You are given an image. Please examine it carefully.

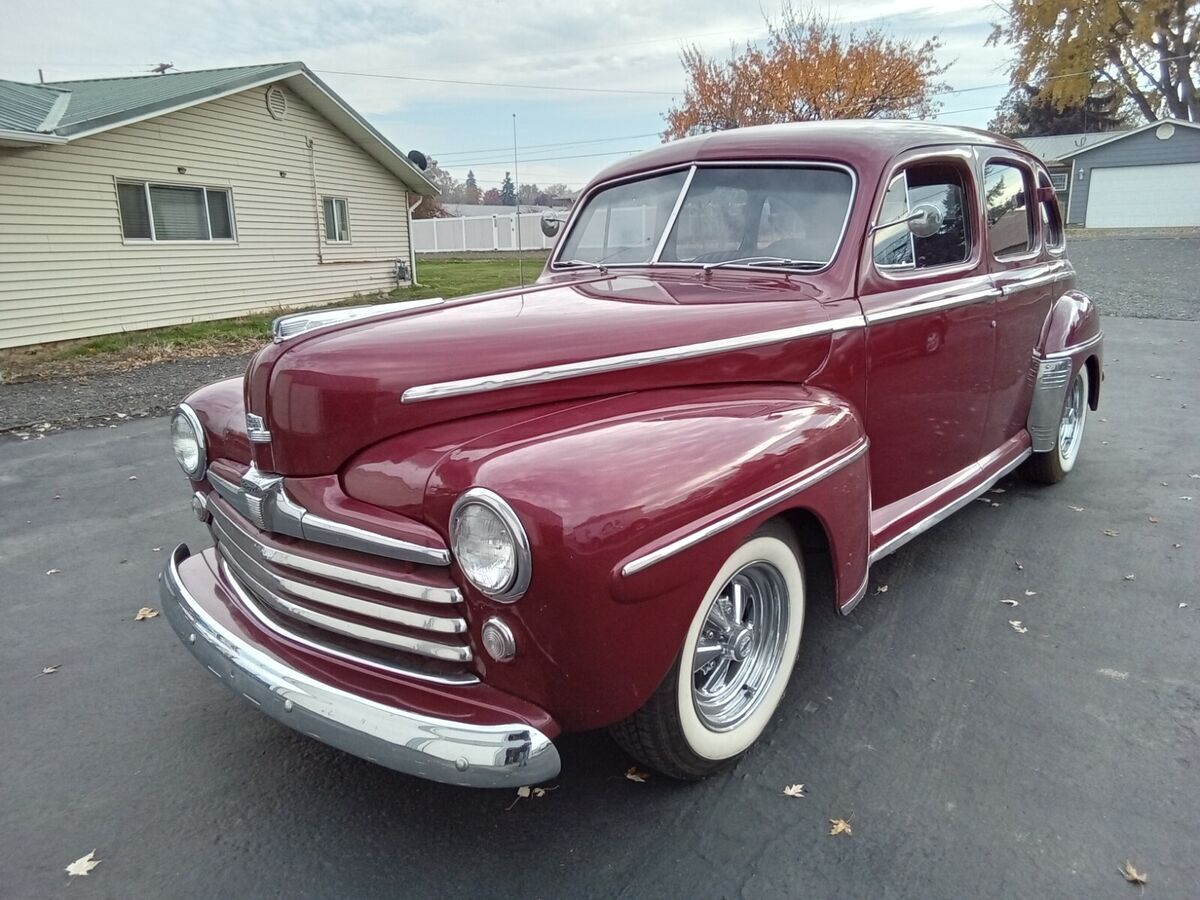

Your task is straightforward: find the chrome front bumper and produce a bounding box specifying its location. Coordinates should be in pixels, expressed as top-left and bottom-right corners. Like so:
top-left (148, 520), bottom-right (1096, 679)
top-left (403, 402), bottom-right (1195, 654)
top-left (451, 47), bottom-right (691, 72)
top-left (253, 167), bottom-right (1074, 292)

top-left (161, 544), bottom-right (560, 788)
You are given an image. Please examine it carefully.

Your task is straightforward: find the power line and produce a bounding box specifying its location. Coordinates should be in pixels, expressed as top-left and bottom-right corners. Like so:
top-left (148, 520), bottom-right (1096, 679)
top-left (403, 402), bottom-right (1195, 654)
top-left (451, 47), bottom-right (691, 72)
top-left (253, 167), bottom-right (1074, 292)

top-left (314, 68), bottom-right (678, 96)
top-left (437, 147), bottom-right (651, 169)
top-left (433, 131), bottom-right (662, 159)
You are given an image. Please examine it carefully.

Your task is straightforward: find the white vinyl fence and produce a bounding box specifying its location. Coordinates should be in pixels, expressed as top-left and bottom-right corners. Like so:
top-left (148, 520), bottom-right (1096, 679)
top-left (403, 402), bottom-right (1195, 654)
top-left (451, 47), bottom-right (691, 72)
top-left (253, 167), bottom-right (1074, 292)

top-left (413, 212), bottom-right (559, 253)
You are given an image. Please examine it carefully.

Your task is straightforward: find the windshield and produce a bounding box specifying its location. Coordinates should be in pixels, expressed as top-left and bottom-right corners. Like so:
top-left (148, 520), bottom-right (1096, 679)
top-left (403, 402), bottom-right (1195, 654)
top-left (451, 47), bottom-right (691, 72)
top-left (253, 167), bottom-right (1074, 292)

top-left (557, 165), bottom-right (853, 270)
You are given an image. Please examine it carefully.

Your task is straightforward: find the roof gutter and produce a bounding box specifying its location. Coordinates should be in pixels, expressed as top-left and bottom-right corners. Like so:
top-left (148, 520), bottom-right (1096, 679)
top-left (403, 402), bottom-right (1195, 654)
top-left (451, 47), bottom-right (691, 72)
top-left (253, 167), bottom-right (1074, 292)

top-left (0, 129), bottom-right (68, 146)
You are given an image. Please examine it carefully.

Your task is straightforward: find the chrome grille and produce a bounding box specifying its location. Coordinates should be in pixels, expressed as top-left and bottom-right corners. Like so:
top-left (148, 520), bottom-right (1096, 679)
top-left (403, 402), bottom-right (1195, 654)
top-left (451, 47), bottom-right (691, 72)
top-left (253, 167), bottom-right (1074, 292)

top-left (207, 497), bottom-right (475, 682)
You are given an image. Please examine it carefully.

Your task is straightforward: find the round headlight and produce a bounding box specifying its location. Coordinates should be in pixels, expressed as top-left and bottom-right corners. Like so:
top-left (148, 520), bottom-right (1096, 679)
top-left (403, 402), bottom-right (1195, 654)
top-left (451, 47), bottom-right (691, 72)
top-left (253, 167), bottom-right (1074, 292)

top-left (450, 488), bottom-right (531, 601)
top-left (171, 404), bottom-right (207, 480)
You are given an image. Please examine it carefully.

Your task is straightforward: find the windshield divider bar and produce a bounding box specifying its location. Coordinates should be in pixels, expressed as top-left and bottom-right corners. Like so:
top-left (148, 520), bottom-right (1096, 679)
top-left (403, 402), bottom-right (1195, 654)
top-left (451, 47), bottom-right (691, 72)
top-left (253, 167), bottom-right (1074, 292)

top-left (650, 165), bottom-right (696, 264)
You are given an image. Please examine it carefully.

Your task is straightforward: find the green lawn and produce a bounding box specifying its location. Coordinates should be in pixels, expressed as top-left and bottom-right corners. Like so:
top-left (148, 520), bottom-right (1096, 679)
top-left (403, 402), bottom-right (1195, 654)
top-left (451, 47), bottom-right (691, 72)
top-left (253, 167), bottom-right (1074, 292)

top-left (1, 255), bottom-right (548, 379)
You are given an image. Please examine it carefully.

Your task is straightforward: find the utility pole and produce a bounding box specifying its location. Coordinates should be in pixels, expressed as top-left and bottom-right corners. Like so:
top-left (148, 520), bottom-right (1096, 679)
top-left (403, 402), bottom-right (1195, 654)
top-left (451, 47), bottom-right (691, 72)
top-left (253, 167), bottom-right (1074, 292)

top-left (513, 113), bottom-right (523, 287)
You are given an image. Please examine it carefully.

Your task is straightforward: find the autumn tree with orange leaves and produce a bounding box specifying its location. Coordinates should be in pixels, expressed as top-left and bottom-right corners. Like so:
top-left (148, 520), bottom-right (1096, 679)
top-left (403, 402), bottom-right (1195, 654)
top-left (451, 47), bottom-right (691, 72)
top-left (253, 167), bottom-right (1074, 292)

top-left (663, 5), bottom-right (952, 140)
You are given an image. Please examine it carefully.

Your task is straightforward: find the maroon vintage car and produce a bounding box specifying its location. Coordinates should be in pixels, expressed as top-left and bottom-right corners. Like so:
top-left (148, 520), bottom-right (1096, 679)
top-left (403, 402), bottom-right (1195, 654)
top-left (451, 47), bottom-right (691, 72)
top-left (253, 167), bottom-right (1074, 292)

top-left (160, 121), bottom-right (1102, 787)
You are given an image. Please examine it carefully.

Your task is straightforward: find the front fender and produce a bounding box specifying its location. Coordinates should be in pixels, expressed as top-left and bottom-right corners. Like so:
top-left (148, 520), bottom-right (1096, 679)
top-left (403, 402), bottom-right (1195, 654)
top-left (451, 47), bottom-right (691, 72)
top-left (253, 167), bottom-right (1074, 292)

top-left (421, 385), bottom-right (869, 730)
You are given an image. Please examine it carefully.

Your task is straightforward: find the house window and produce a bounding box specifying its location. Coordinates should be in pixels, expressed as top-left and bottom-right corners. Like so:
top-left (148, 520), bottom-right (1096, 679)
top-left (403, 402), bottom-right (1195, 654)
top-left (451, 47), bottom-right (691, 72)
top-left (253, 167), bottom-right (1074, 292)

top-left (116, 181), bottom-right (235, 241)
top-left (1049, 171), bottom-right (1069, 192)
top-left (323, 197), bottom-right (350, 242)
top-left (983, 162), bottom-right (1033, 258)
top-left (873, 162), bottom-right (971, 271)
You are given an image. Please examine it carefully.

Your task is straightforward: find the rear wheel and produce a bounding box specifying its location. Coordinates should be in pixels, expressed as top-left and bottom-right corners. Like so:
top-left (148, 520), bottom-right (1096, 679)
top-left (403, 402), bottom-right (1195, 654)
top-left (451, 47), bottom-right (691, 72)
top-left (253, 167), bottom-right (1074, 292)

top-left (610, 522), bottom-right (805, 780)
top-left (1025, 365), bottom-right (1090, 484)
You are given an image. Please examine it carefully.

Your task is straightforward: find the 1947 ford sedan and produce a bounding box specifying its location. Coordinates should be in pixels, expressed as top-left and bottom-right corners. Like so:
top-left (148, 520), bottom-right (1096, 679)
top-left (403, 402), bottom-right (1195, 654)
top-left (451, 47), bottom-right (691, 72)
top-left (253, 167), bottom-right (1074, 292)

top-left (160, 121), bottom-right (1102, 787)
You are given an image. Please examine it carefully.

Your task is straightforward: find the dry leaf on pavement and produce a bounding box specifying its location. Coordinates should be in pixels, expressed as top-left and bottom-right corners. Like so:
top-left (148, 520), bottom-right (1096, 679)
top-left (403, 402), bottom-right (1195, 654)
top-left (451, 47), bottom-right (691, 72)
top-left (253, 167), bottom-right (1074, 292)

top-left (1068, 505), bottom-right (1085, 512)
top-left (782, 784), bottom-right (806, 798)
top-left (36, 665), bottom-right (61, 677)
top-left (1024, 590), bottom-right (1037, 596)
top-left (829, 818), bottom-right (852, 836)
top-left (65, 850), bottom-right (101, 877)
top-left (1001, 599), bottom-right (1019, 607)
top-left (134, 607), bottom-right (159, 621)
top-left (45, 569), bottom-right (61, 575)
top-left (625, 766), bottom-right (650, 783)
top-left (1014, 561), bottom-right (1024, 570)
top-left (1120, 861), bottom-right (1147, 885)
top-left (1103, 529), bottom-right (1119, 537)
top-left (874, 585), bottom-right (888, 594)
top-left (1009, 620), bottom-right (1028, 634)
top-left (1123, 574), bottom-right (1136, 581)
top-left (1148, 516), bottom-right (1160, 524)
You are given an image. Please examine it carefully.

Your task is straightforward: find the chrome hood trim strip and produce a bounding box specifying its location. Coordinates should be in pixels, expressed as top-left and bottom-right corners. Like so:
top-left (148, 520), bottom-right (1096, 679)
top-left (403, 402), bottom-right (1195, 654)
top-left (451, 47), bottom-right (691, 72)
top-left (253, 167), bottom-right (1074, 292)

top-left (402, 314), bottom-right (867, 403)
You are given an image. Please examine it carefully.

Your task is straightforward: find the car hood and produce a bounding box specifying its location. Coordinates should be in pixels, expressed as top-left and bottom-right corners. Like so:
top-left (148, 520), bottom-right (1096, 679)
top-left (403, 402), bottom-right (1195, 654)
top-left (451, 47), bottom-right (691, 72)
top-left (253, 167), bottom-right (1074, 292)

top-left (244, 271), bottom-right (844, 475)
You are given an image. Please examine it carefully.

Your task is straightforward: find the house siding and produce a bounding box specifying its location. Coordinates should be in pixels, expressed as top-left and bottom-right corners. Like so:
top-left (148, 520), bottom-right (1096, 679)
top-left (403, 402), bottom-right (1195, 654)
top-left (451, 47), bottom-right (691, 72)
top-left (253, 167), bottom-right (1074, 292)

top-left (0, 83), bottom-right (413, 348)
top-left (1064, 125), bottom-right (1200, 225)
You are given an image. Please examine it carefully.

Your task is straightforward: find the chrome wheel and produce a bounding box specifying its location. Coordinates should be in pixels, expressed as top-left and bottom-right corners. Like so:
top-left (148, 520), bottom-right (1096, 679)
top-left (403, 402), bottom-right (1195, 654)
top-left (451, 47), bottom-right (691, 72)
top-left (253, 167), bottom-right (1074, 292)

top-left (692, 561), bottom-right (790, 731)
top-left (1057, 371), bottom-right (1088, 466)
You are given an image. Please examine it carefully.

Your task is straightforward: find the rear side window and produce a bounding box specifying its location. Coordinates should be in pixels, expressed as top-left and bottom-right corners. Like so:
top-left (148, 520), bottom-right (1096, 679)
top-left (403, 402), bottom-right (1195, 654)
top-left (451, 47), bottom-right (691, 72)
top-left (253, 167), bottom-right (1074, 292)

top-left (1037, 171), bottom-right (1064, 250)
top-left (873, 162), bottom-right (971, 271)
top-left (984, 162), bottom-right (1033, 258)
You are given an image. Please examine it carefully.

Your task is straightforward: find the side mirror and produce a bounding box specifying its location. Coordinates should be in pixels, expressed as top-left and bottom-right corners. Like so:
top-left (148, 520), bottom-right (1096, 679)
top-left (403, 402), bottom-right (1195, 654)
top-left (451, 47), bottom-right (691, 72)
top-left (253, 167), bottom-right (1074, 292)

top-left (540, 214), bottom-right (563, 238)
top-left (906, 204), bottom-right (944, 238)
top-left (871, 203), bottom-right (944, 238)
top-left (1035, 185), bottom-right (1056, 204)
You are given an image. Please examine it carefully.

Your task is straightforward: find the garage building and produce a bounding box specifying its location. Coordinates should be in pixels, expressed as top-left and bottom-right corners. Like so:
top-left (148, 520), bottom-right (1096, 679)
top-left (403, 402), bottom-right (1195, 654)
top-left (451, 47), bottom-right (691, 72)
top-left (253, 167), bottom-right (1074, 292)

top-left (1018, 118), bottom-right (1200, 229)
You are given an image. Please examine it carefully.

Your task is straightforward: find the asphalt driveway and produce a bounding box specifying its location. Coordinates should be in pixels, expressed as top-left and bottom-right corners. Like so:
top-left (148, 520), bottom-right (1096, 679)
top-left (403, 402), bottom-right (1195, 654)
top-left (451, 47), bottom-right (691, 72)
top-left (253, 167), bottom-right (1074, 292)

top-left (1, 271), bottom-right (1199, 899)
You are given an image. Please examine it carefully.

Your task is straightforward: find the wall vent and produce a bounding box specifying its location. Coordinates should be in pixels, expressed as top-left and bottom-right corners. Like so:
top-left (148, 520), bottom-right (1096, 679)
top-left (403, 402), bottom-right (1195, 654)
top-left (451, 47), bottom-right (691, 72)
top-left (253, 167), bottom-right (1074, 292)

top-left (266, 85), bottom-right (288, 121)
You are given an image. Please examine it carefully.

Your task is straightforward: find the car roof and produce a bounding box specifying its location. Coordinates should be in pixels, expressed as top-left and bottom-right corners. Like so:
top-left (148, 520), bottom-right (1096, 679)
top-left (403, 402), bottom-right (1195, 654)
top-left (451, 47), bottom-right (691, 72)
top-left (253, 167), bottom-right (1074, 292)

top-left (588, 120), bottom-right (1030, 187)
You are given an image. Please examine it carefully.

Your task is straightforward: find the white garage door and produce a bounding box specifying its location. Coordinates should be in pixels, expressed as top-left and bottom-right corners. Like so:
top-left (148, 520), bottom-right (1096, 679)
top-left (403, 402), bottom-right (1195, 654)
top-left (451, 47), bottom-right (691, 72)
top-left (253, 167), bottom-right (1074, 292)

top-left (1085, 163), bottom-right (1200, 228)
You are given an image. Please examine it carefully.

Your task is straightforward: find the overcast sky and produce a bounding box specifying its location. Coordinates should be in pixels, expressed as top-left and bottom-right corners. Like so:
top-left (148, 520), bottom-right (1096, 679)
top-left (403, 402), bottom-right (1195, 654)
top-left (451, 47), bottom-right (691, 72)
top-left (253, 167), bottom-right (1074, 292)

top-left (1, 0), bottom-right (1014, 191)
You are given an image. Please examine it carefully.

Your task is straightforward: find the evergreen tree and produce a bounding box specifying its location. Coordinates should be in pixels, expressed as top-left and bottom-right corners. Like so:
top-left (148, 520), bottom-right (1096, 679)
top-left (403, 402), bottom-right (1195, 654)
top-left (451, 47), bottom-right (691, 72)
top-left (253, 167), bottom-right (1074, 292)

top-left (499, 172), bottom-right (517, 206)
top-left (463, 170), bottom-right (481, 205)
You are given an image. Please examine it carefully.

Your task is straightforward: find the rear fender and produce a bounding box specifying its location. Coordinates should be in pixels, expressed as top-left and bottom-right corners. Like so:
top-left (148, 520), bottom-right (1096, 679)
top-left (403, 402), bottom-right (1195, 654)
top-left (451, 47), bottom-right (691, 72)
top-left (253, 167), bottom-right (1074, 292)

top-left (424, 384), bottom-right (870, 730)
top-left (1029, 289), bottom-right (1104, 451)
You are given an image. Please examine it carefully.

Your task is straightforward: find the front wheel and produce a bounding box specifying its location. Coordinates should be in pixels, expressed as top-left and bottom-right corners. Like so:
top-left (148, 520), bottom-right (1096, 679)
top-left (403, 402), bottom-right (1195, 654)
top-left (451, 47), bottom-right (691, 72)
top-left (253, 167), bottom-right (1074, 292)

top-left (1025, 364), bottom-right (1090, 484)
top-left (610, 522), bottom-right (806, 780)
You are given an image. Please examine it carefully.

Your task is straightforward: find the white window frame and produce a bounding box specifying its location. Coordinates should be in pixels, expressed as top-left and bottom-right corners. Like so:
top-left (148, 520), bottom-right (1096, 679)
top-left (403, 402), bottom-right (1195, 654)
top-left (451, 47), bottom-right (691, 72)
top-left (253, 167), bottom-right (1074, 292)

top-left (116, 178), bottom-right (238, 244)
top-left (323, 196), bottom-right (351, 243)
top-left (1049, 171), bottom-right (1069, 192)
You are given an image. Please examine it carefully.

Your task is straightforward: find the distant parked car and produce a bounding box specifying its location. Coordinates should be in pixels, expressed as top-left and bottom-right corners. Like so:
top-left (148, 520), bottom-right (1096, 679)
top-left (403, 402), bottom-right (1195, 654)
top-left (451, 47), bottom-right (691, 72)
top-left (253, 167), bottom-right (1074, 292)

top-left (160, 121), bottom-right (1102, 787)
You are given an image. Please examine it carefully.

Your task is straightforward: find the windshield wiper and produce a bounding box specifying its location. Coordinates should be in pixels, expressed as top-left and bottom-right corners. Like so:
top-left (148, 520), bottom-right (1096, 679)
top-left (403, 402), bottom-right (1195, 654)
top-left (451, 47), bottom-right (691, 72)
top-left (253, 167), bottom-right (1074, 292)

top-left (558, 258), bottom-right (610, 274)
top-left (701, 256), bottom-right (824, 276)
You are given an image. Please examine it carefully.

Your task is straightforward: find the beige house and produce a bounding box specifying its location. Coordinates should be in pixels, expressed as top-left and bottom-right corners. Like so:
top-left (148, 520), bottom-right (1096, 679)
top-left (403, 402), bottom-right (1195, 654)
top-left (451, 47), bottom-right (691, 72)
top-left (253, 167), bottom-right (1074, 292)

top-left (0, 63), bottom-right (438, 349)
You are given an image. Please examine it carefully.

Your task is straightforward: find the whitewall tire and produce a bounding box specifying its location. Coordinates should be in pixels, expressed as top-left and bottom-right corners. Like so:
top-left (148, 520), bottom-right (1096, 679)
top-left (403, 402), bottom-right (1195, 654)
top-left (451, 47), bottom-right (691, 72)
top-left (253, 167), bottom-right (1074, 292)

top-left (610, 521), bottom-right (806, 779)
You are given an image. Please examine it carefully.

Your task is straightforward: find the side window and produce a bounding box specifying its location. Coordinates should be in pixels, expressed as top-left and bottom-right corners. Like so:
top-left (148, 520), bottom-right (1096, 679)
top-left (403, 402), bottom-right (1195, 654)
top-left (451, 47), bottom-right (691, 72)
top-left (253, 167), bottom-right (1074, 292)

top-left (984, 162), bottom-right (1033, 258)
top-left (873, 163), bottom-right (971, 271)
top-left (1037, 171), bottom-right (1064, 250)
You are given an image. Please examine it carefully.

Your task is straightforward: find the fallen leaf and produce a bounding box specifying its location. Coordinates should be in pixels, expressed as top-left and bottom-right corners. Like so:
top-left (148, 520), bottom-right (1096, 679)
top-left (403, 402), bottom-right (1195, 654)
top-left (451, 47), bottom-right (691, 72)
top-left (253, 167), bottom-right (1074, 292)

top-left (1173, 543), bottom-right (1182, 549)
top-left (127, 475), bottom-right (138, 481)
top-left (1160, 481), bottom-right (1169, 487)
top-left (991, 501), bottom-right (1002, 507)
top-left (782, 784), bottom-right (807, 798)
top-left (1180, 496), bottom-right (1193, 501)
top-left (152, 547), bottom-right (161, 552)
top-left (1001, 598), bottom-right (1019, 607)
top-left (517, 786), bottom-right (531, 798)
top-left (975, 496), bottom-right (991, 504)
top-left (989, 487), bottom-right (1006, 494)
top-left (1181, 603), bottom-right (1189, 609)
top-left (1015, 561), bottom-right (1024, 570)
top-left (1123, 574), bottom-right (1136, 581)
top-left (625, 766), bottom-right (650, 783)
top-left (134, 607), bottom-right (159, 621)
top-left (1189, 473), bottom-right (1199, 479)
top-left (1148, 516), bottom-right (1159, 524)
top-left (1103, 529), bottom-right (1119, 537)
top-left (45, 568), bottom-right (61, 575)
top-left (65, 850), bottom-right (101, 877)
top-left (506, 784), bottom-right (557, 808)
top-left (1009, 620), bottom-right (1028, 634)
top-left (1024, 590), bottom-right (1037, 596)
top-left (874, 585), bottom-right (888, 595)
top-left (1120, 861), bottom-right (1147, 886)
top-left (829, 818), bottom-right (852, 836)
top-left (1068, 505), bottom-right (1086, 512)
top-left (37, 664), bottom-right (61, 677)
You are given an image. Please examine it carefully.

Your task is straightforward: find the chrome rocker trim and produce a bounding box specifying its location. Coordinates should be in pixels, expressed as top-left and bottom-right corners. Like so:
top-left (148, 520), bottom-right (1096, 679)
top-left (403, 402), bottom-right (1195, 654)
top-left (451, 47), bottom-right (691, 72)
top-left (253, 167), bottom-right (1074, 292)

top-left (161, 545), bottom-right (560, 788)
top-left (402, 315), bottom-right (867, 403)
